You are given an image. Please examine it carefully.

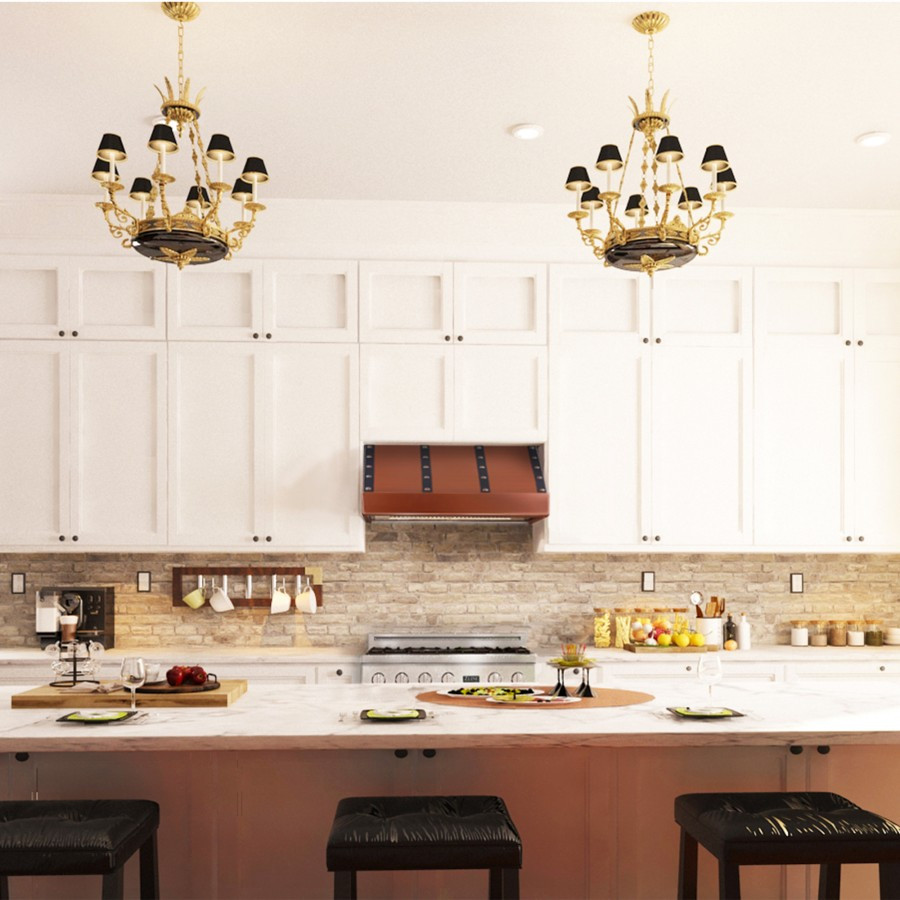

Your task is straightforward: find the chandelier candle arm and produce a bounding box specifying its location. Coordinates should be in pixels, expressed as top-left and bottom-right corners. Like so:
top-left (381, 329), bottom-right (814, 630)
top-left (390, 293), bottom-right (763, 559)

top-left (92, 3), bottom-right (269, 268)
top-left (564, 9), bottom-right (735, 276)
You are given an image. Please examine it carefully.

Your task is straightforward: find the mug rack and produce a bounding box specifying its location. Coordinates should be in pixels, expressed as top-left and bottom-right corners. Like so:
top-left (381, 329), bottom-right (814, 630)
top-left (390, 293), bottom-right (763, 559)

top-left (171, 566), bottom-right (323, 610)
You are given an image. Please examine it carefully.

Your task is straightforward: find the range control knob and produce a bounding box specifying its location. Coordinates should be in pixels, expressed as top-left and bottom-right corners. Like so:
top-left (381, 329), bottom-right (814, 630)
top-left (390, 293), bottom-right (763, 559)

top-left (371, 672), bottom-right (386, 684)
top-left (440, 672), bottom-right (455, 683)
top-left (417, 672), bottom-right (433, 684)
top-left (510, 672), bottom-right (524, 683)
top-left (487, 672), bottom-right (502, 683)
top-left (394, 672), bottom-right (409, 684)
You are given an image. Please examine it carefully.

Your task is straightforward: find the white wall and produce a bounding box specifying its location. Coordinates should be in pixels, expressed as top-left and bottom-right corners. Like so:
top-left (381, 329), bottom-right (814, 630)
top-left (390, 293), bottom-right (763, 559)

top-left (3, 195), bottom-right (900, 268)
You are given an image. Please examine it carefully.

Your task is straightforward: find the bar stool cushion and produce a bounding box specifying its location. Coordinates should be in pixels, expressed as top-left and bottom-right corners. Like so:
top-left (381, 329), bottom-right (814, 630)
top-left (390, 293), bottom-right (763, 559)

top-left (0, 800), bottom-right (160, 876)
top-left (327, 795), bottom-right (522, 872)
top-left (675, 792), bottom-right (900, 862)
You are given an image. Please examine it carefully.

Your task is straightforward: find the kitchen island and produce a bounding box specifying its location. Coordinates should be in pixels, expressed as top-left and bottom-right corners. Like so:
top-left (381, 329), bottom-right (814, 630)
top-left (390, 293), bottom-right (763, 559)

top-left (4, 676), bottom-right (900, 899)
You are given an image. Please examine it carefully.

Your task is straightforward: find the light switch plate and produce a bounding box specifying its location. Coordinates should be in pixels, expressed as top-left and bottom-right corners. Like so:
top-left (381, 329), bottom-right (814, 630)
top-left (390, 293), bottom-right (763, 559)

top-left (790, 573), bottom-right (804, 593)
top-left (137, 571), bottom-right (151, 592)
top-left (641, 571), bottom-right (655, 592)
top-left (10, 573), bottom-right (25, 594)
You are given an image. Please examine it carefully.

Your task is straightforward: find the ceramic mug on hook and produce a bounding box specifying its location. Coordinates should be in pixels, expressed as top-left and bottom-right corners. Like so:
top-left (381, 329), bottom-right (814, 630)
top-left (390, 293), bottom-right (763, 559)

top-left (296, 576), bottom-right (317, 614)
top-left (209, 578), bottom-right (234, 613)
top-left (270, 578), bottom-right (292, 615)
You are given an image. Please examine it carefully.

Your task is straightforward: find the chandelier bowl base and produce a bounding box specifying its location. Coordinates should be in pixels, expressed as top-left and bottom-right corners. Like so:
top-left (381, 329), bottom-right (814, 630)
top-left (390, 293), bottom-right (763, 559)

top-left (132, 218), bottom-right (229, 268)
top-left (605, 232), bottom-right (697, 274)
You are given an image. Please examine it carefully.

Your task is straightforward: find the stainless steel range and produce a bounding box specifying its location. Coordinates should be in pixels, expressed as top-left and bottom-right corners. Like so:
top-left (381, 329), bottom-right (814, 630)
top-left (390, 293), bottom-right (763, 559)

top-left (361, 633), bottom-right (536, 685)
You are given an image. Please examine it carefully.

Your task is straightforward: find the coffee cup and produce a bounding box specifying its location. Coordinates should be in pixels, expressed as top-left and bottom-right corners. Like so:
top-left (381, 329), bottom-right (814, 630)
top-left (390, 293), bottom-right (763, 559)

top-left (296, 583), bottom-right (317, 614)
top-left (209, 586), bottom-right (234, 613)
top-left (59, 615), bottom-right (78, 642)
top-left (182, 588), bottom-right (206, 610)
top-left (270, 589), bottom-right (291, 615)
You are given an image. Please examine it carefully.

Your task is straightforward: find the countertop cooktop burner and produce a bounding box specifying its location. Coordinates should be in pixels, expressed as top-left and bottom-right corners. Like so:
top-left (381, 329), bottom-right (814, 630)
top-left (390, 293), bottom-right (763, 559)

top-left (366, 645), bottom-right (532, 656)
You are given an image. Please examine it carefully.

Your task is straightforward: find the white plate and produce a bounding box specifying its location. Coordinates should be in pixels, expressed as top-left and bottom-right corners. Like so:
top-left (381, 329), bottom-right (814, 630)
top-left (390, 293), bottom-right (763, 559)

top-left (437, 687), bottom-right (543, 699)
top-left (485, 694), bottom-right (581, 706)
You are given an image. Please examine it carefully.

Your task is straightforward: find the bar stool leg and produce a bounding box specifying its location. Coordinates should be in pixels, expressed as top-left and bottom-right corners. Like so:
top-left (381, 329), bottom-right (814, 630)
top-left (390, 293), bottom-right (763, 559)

top-left (818, 862), bottom-right (841, 900)
top-left (0, 874), bottom-right (8, 900)
top-left (879, 862), bottom-right (900, 898)
top-left (101, 865), bottom-right (126, 900)
top-left (718, 860), bottom-right (741, 900)
top-left (334, 869), bottom-right (356, 900)
top-left (489, 866), bottom-right (519, 899)
top-left (677, 826), bottom-right (699, 899)
top-left (140, 830), bottom-right (160, 899)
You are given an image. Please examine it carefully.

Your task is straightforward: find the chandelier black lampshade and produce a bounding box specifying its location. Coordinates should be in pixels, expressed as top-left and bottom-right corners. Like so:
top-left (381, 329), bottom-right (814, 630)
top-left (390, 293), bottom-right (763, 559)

top-left (700, 144), bottom-right (729, 172)
top-left (241, 157), bottom-right (269, 183)
top-left (206, 134), bottom-right (235, 161)
top-left (717, 167), bottom-right (737, 191)
top-left (580, 186), bottom-right (603, 209)
top-left (655, 135), bottom-right (684, 163)
top-left (231, 178), bottom-right (253, 203)
top-left (624, 194), bottom-right (645, 217)
top-left (91, 159), bottom-right (118, 182)
top-left (678, 186), bottom-right (703, 210)
top-left (565, 166), bottom-right (592, 191)
top-left (129, 178), bottom-right (153, 201)
top-left (147, 124), bottom-right (178, 154)
top-left (186, 185), bottom-right (212, 209)
top-left (595, 145), bottom-right (624, 171)
top-left (97, 133), bottom-right (127, 162)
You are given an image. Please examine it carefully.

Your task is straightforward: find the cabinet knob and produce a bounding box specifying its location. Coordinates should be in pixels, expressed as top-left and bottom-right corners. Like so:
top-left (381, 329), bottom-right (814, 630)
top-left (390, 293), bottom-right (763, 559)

top-left (655, 337), bottom-right (662, 344)
top-left (654, 535), bottom-right (661, 542)
top-left (394, 749), bottom-right (408, 759)
top-left (857, 340), bottom-right (864, 346)
top-left (457, 335), bottom-right (464, 342)
top-left (444, 334), bottom-right (451, 342)
top-left (642, 535), bottom-right (649, 542)
top-left (59, 535), bottom-right (66, 542)
top-left (71, 331), bottom-right (78, 337)
top-left (253, 535), bottom-right (259, 542)
top-left (642, 337), bottom-right (649, 344)
top-left (858, 535), bottom-right (865, 542)
top-left (71, 535), bottom-right (78, 542)
top-left (265, 535), bottom-right (272, 542)
top-left (846, 536), bottom-right (853, 542)
top-left (422, 749), bottom-right (437, 758)
top-left (816, 745), bottom-right (831, 755)
top-left (335, 669), bottom-right (343, 677)
top-left (58, 330), bottom-right (65, 337)
top-left (252, 333), bottom-right (259, 339)
top-left (789, 746), bottom-right (804, 755)
top-left (266, 333), bottom-right (272, 340)
top-left (880, 666), bottom-right (886, 672)
top-left (845, 340), bottom-right (851, 346)
top-left (685, 665), bottom-right (692, 672)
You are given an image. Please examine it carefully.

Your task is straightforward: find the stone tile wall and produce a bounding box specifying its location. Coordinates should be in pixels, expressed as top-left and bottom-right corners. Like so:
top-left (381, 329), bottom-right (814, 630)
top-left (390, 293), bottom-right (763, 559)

top-left (1, 524), bottom-right (899, 649)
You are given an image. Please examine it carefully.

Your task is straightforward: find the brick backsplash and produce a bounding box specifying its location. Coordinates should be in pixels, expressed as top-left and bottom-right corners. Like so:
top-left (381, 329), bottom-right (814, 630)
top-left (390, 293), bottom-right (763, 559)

top-left (2, 524), bottom-right (899, 649)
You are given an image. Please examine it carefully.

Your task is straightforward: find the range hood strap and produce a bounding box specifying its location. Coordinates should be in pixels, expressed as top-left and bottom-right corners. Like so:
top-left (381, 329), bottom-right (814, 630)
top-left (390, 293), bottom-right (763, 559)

top-left (475, 445), bottom-right (491, 493)
top-left (420, 445), bottom-right (433, 493)
top-left (363, 445), bottom-right (375, 492)
top-left (528, 445), bottom-right (548, 493)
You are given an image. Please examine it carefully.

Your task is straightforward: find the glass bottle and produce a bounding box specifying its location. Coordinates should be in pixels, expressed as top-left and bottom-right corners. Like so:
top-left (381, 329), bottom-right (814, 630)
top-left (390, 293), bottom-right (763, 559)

top-left (809, 620), bottom-right (828, 647)
top-left (827, 620), bottom-right (847, 647)
top-left (847, 619), bottom-right (865, 647)
top-left (790, 620), bottom-right (809, 647)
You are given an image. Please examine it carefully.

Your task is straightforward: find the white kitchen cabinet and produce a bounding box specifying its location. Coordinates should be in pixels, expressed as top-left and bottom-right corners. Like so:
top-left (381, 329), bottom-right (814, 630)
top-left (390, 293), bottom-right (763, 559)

top-left (0, 340), bottom-right (167, 547)
top-left (169, 342), bottom-right (363, 550)
top-left (360, 343), bottom-right (546, 443)
top-left (0, 255), bottom-right (165, 340)
top-left (168, 259), bottom-right (357, 342)
top-left (359, 260), bottom-right (546, 344)
top-left (543, 264), bottom-right (751, 550)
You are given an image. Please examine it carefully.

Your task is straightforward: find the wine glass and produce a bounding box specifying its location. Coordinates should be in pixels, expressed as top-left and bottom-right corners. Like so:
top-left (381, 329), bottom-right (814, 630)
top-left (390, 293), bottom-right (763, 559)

top-left (697, 654), bottom-right (723, 702)
top-left (120, 657), bottom-right (146, 711)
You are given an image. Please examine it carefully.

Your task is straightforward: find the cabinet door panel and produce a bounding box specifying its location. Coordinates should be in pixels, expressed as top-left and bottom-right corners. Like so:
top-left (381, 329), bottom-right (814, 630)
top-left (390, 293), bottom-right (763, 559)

top-left (265, 260), bottom-right (358, 342)
top-left (360, 344), bottom-right (453, 441)
top-left (0, 256), bottom-right (67, 338)
top-left (454, 345), bottom-right (547, 443)
top-left (72, 257), bottom-right (166, 339)
top-left (0, 343), bottom-right (68, 544)
top-left (359, 261), bottom-right (452, 343)
top-left (453, 262), bottom-right (546, 344)
top-left (652, 346), bottom-right (752, 545)
top-left (169, 344), bottom-right (262, 545)
top-left (168, 263), bottom-right (263, 340)
top-left (70, 343), bottom-right (167, 545)
top-left (266, 345), bottom-right (363, 549)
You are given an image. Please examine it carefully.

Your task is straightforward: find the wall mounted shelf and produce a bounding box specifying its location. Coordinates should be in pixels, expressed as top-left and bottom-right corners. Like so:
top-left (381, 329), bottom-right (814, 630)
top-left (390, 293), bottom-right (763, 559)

top-left (171, 566), bottom-right (323, 609)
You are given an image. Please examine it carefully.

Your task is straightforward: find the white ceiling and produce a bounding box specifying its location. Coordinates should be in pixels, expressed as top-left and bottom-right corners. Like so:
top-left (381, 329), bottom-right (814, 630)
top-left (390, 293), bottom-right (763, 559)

top-left (2, 1), bottom-right (899, 210)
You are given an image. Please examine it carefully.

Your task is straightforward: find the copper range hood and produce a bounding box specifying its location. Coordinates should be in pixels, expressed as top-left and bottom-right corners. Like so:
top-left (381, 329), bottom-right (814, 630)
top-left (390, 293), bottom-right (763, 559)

top-left (362, 444), bottom-right (549, 523)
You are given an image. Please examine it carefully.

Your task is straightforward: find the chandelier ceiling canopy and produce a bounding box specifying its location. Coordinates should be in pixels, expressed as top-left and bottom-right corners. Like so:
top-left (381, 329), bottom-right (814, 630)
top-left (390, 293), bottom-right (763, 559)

top-left (93, 2), bottom-right (269, 269)
top-left (565, 10), bottom-right (736, 277)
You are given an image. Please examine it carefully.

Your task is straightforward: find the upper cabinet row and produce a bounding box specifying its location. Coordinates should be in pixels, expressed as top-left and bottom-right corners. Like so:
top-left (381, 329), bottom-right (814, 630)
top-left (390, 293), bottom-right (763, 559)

top-left (0, 257), bottom-right (547, 345)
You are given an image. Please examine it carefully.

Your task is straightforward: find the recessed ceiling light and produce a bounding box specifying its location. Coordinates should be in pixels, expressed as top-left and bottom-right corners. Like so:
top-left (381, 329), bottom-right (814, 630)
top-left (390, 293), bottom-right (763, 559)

top-left (509, 123), bottom-right (544, 141)
top-left (855, 131), bottom-right (891, 148)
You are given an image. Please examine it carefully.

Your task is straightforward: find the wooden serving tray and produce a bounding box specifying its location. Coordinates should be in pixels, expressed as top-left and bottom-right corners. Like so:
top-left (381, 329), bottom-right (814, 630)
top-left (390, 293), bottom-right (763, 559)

top-left (417, 687), bottom-right (654, 710)
top-left (624, 643), bottom-right (718, 653)
top-left (11, 680), bottom-right (248, 708)
top-left (136, 679), bottom-right (221, 694)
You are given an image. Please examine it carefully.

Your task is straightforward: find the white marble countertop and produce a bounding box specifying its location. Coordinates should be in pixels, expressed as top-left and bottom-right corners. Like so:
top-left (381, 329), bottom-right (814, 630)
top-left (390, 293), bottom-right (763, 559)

top-left (4, 674), bottom-right (900, 753)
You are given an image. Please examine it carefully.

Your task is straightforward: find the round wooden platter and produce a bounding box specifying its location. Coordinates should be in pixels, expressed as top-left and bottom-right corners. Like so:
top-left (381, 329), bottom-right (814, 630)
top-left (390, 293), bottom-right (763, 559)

top-left (416, 686), bottom-right (654, 710)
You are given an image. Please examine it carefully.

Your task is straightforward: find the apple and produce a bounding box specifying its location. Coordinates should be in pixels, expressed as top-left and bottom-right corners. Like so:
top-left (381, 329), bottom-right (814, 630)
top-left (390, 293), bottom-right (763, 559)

top-left (166, 666), bottom-right (185, 686)
top-left (189, 665), bottom-right (208, 685)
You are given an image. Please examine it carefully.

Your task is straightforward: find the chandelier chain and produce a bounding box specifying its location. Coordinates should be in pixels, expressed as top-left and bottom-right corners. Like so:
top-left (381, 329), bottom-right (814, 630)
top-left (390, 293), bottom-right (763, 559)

top-left (647, 33), bottom-right (655, 99)
top-left (177, 19), bottom-right (185, 94)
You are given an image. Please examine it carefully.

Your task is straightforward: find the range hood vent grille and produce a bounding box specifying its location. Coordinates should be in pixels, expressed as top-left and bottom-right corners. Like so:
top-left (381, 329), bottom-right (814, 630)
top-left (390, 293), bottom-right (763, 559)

top-left (362, 444), bottom-right (549, 523)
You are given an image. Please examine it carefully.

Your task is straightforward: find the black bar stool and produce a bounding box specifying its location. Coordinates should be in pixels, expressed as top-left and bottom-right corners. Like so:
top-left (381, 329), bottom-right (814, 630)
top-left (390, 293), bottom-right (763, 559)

top-left (0, 799), bottom-right (159, 900)
top-left (326, 795), bottom-right (522, 899)
top-left (675, 791), bottom-right (900, 899)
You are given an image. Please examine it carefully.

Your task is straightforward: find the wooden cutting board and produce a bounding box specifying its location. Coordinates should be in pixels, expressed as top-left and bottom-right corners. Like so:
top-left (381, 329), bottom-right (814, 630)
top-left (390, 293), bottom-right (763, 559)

top-left (623, 643), bottom-right (718, 653)
top-left (11, 680), bottom-right (248, 708)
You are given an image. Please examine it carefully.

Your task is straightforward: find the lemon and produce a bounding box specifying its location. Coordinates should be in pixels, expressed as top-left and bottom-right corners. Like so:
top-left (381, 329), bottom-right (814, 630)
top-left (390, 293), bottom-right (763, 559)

top-left (673, 633), bottom-right (691, 648)
top-left (657, 633), bottom-right (673, 647)
top-left (689, 632), bottom-right (706, 647)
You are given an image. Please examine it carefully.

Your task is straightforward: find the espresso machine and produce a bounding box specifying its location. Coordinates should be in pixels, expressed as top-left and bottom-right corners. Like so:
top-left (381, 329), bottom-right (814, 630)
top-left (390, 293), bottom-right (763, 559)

top-left (35, 586), bottom-right (116, 648)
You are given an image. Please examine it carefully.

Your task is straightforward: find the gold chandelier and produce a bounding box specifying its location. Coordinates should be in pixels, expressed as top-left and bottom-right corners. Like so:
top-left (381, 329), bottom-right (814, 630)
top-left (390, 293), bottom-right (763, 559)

top-left (565, 10), bottom-right (736, 277)
top-left (92, 2), bottom-right (269, 269)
